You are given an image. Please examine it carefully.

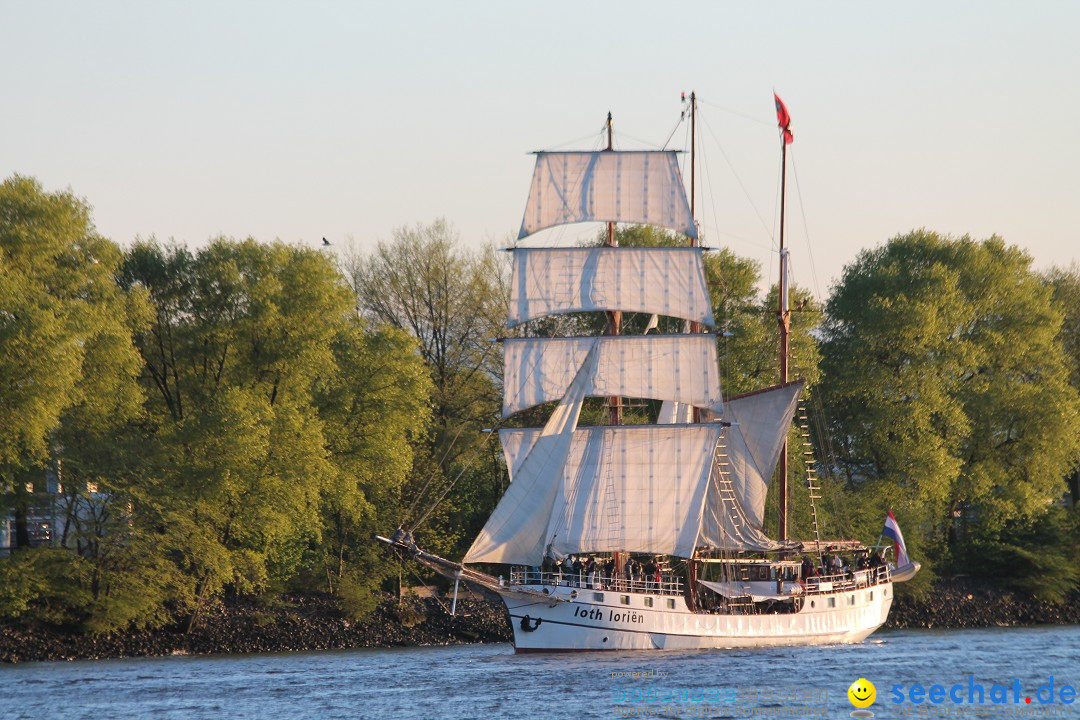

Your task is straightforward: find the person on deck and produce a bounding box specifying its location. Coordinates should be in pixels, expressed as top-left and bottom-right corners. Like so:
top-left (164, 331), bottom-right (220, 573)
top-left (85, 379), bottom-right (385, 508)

top-left (643, 558), bottom-right (657, 591)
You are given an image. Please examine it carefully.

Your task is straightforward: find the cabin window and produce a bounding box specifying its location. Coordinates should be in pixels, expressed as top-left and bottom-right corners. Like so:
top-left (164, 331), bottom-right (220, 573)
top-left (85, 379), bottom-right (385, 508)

top-left (828, 597), bottom-right (836, 608)
top-left (620, 595), bottom-right (631, 605)
top-left (644, 597), bottom-right (653, 608)
top-left (666, 599), bottom-right (676, 609)
top-left (848, 595), bottom-right (855, 606)
top-left (810, 600), bottom-right (815, 609)
top-left (593, 592), bottom-right (604, 602)
top-left (869, 591), bottom-right (874, 601)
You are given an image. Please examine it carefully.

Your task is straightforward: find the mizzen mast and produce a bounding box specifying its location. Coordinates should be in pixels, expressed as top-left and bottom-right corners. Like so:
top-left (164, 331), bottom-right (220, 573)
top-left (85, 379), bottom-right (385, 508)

top-left (774, 93), bottom-right (794, 542)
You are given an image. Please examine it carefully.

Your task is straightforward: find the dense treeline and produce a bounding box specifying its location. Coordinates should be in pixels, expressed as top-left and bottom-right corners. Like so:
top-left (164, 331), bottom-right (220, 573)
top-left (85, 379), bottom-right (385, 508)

top-left (1, 175), bottom-right (1079, 636)
top-left (0, 177), bottom-right (433, 631)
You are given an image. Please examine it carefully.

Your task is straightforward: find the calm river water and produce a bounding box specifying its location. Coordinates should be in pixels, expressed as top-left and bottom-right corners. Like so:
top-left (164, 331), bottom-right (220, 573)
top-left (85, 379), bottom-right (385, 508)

top-left (3, 626), bottom-right (1079, 719)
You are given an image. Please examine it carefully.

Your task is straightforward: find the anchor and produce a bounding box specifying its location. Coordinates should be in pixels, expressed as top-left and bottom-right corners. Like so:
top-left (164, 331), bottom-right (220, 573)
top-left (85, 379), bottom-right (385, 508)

top-left (519, 615), bottom-right (543, 632)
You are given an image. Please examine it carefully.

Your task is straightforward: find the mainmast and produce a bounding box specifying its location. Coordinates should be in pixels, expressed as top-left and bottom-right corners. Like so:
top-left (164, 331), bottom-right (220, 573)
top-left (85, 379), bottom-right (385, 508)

top-left (605, 111), bottom-right (622, 426)
top-left (775, 94), bottom-right (793, 542)
top-left (689, 92), bottom-right (700, 314)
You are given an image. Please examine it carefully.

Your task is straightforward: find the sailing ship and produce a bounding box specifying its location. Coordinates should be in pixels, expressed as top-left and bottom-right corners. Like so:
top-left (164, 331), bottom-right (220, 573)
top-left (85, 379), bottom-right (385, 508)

top-left (380, 93), bottom-right (918, 651)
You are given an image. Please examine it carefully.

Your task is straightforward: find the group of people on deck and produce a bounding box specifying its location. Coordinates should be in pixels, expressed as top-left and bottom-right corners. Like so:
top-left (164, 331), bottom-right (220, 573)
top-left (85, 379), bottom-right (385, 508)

top-left (799, 547), bottom-right (885, 583)
top-left (539, 555), bottom-right (671, 592)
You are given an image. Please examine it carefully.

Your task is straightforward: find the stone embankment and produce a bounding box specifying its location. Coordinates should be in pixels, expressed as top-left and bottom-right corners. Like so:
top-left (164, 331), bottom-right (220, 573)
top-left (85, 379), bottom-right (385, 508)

top-left (885, 577), bottom-right (1080, 630)
top-left (3, 578), bottom-right (1078, 663)
top-left (0, 593), bottom-right (511, 664)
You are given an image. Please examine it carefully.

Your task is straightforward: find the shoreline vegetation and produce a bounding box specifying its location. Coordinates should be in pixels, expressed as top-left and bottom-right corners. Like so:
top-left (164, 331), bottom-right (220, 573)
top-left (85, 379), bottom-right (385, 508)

top-left (3, 177), bottom-right (1080, 656)
top-left (3, 578), bottom-right (1079, 664)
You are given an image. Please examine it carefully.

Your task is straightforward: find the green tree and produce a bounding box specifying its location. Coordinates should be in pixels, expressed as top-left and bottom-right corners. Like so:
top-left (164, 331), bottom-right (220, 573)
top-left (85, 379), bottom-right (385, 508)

top-left (1046, 265), bottom-right (1080, 503)
top-left (347, 220), bottom-right (504, 459)
top-left (0, 175), bottom-right (144, 480)
top-left (346, 220), bottom-right (506, 556)
top-left (314, 322), bottom-right (433, 604)
top-left (121, 238), bottom-right (354, 627)
top-left (0, 175), bottom-right (159, 629)
top-left (820, 231), bottom-right (1080, 568)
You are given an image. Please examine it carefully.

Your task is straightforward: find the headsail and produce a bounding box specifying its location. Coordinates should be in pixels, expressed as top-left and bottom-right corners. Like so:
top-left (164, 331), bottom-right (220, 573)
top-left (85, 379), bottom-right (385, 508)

top-left (503, 334), bottom-right (723, 418)
top-left (508, 247), bottom-right (714, 328)
top-left (463, 342), bottom-right (598, 565)
top-left (519, 151), bottom-right (697, 240)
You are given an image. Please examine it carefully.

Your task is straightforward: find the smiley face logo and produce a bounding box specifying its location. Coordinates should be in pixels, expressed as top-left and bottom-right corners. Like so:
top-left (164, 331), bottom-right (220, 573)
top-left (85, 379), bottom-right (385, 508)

top-left (847, 678), bottom-right (876, 709)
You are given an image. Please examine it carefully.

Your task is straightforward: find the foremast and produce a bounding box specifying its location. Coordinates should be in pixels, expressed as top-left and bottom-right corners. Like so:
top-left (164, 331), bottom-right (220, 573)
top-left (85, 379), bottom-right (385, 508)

top-left (467, 111), bottom-right (715, 567)
top-left (466, 99), bottom-right (803, 580)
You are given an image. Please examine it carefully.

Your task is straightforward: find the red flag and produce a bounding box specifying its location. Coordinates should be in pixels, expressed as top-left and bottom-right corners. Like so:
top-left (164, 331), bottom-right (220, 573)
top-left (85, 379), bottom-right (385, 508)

top-left (774, 92), bottom-right (793, 144)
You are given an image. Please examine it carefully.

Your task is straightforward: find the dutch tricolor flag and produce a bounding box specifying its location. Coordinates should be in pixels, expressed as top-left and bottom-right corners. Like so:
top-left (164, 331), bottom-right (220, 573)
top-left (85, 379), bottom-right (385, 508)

top-left (881, 510), bottom-right (909, 567)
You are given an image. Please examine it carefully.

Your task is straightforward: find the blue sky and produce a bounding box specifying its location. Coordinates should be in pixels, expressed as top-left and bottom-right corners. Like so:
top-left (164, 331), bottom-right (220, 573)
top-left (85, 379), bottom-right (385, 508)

top-left (3, 1), bottom-right (1077, 297)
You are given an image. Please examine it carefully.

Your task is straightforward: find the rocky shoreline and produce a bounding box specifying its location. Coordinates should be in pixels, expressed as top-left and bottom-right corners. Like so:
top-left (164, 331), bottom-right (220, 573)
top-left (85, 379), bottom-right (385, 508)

top-left (0, 593), bottom-right (512, 664)
top-left (2, 578), bottom-right (1077, 663)
top-left (885, 577), bottom-right (1080, 630)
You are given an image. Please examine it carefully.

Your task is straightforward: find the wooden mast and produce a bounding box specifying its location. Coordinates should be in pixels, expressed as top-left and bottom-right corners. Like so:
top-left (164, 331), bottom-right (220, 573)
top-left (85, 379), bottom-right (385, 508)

top-left (605, 111), bottom-right (622, 426)
top-left (777, 113), bottom-right (791, 543)
top-left (687, 91), bottom-right (700, 611)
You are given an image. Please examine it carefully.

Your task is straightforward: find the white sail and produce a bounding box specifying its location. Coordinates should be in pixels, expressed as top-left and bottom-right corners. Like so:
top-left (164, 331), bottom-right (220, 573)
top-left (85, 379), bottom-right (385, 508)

top-left (657, 400), bottom-right (693, 424)
top-left (503, 334), bottom-right (723, 418)
top-left (699, 464), bottom-right (787, 553)
top-left (463, 344), bottom-right (598, 565)
top-left (695, 382), bottom-right (803, 552)
top-left (518, 151), bottom-right (697, 240)
top-left (507, 247), bottom-right (714, 328)
top-left (499, 424), bottom-right (723, 559)
top-left (722, 382), bottom-right (803, 532)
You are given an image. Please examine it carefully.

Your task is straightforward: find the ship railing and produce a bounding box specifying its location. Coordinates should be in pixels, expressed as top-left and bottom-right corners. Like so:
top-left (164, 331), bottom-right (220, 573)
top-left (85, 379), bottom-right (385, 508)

top-left (508, 568), bottom-right (684, 596)
top-left (801, 565), bottom-right (890, 595)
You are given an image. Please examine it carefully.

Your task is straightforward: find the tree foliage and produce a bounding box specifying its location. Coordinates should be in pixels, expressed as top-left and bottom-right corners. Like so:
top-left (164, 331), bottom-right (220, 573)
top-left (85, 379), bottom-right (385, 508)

top-left (346, 220), bottom-right (506, 556)
top-left (0, 180), bottom-right (436, 631)
top-left (820, 230), bottom-right (1080, 564)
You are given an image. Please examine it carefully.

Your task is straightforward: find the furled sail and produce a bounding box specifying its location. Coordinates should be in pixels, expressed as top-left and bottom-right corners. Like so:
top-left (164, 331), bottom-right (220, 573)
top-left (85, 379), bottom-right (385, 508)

top-left (507, 247), bottom-right (714, 328)
top-left (518, 151), bottom-right (697, 240)
top-left (463, 344), bottom-right (597, 565)
top-left (503, 335), bottom-right (723, 418)
top-left (499, 424), bottom-right (723, 559)
top-left (697, 382), bottom-right (803, 551)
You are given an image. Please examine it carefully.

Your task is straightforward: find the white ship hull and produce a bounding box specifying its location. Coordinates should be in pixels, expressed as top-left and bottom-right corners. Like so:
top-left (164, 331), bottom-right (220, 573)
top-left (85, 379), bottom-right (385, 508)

top-left (499, 582), bottom-right (893, 652)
